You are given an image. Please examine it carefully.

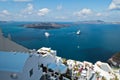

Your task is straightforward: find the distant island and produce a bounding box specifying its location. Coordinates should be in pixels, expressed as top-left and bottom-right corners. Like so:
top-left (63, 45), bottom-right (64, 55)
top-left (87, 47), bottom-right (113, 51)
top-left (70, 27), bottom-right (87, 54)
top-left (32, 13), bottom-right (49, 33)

top-left (23, 22), bottom-right (71, 29)
top-left (76, 20), bottom-right (105, 24)
top-left (1, 20), bottom-right (120, 30)
top-left (0, 21), bottom-right (8, 23)
top-left (20, 20), bottom-right (120, 30)
top-left (22, 20), bottom-right (109, 30)
top-left (75, 20), bottom-right (120, 24)
top-left (0, 21), bottom-right (15, 23)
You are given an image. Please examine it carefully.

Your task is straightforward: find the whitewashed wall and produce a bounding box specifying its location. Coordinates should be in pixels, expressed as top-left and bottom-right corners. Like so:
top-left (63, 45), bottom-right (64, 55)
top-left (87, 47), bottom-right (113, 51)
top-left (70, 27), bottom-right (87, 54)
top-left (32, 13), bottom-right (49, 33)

top-left (0, 71), bottom-right (21, 80)
top-left (0, 55), bottom-right (43, 80)
top-left (22, 55), bottom-right (43, 80)
top-left (38, 54), bottom-right (56, 66)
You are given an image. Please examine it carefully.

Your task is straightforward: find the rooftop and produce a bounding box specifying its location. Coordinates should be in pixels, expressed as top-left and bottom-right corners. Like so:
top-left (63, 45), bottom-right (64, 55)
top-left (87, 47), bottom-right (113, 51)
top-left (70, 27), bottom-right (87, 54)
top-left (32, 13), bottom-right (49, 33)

top-left (0, 51), bottom-right (29, 72)
top-left (37, 47), bottom-right (56, 56)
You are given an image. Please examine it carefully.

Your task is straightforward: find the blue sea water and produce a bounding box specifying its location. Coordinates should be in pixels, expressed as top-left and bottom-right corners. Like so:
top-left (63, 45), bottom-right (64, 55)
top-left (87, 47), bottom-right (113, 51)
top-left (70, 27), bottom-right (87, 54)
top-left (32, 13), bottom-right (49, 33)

top-left (0, 22), bottom-right (120, 63)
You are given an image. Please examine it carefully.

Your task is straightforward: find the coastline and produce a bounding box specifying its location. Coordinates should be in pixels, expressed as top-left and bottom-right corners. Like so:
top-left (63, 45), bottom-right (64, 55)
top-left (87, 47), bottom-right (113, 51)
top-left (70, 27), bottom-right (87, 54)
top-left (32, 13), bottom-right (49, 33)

top-left (0, 29), bottom-right (120, 80)
top-left (108, 52), bottom-right (120, 68)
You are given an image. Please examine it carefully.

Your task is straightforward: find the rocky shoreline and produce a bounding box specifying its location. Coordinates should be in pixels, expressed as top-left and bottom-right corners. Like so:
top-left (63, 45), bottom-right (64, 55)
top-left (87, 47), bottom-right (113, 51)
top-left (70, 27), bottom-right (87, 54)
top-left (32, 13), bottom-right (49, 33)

top-left (108, 52), bottom-right (120, 68)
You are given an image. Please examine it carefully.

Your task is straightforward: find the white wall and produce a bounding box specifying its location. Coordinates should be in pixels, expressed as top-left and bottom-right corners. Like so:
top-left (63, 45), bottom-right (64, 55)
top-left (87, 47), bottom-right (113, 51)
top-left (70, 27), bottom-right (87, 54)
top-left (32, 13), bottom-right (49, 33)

top-left (22, 54), bottom-right (43, 80)
top-left (0, 71), bottom-right (21, 80)
top-left (38, 54), bottom-right (56, 66)
top-left (0, 55), bottom-right (43, 80)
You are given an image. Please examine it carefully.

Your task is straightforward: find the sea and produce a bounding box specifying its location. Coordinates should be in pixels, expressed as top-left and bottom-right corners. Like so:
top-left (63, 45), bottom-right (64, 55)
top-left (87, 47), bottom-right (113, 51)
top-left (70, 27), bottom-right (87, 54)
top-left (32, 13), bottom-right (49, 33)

top-left (0, 22), bottom-right (120, 63)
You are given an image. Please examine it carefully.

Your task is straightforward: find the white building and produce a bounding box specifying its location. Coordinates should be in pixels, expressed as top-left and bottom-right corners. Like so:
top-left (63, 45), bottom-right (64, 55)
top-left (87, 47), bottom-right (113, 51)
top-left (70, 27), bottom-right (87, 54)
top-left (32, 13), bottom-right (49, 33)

top-left (0, 51), bottom-right (43, 80)
top-left (37, 47), bottom-right (67, 74)
top-left (37, 47), bottom-right (56, 66)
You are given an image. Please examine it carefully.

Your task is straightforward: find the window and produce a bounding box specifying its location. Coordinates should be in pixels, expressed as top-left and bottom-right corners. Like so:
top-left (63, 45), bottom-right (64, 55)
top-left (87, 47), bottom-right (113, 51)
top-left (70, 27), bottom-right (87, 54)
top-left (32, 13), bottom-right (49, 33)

top-left (10, 73), bottom-right (18, 79)
top-left (38, 65), bottom-right (40, 70)
top-left (40, 64), bottom-right (44, 67)
top-left (29, 69), bottom-right (33, 77)
top-left (38, 64), bottom-right (42, 70)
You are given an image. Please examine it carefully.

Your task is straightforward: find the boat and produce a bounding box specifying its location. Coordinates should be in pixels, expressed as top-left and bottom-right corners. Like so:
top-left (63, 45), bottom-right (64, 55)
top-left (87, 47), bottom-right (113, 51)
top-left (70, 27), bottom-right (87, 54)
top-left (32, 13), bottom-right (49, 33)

top-left (45, 32), bottom-right (50, 37)
top-left (76, 30), bottom-right (80, 35)
top-left (77, 45), bottom-right (80, 48)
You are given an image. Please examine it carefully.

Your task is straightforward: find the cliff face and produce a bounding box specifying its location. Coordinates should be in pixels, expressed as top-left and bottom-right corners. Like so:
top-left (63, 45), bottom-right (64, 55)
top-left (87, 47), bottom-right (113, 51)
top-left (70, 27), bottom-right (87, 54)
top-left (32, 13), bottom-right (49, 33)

top-left (108, 52), bottom-right (120, 67)
top-left (0, 29), bottom-right (29, 52)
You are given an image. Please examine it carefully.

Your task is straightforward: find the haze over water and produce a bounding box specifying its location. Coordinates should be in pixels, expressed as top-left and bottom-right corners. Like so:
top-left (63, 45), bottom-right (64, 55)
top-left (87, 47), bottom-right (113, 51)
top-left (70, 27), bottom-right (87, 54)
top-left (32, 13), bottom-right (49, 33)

top-left (1, 22), bottom-right (120, 63)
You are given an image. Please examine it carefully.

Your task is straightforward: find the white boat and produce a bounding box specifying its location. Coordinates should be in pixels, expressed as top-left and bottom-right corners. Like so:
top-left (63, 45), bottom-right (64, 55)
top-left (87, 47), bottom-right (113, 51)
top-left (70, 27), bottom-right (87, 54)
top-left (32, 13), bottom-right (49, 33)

top-left (45, 32), bottom-right (50, 37)
top-left (77, 45), bottom-right (80, 48)
top-left (76, 30), bottom-right (80, 35)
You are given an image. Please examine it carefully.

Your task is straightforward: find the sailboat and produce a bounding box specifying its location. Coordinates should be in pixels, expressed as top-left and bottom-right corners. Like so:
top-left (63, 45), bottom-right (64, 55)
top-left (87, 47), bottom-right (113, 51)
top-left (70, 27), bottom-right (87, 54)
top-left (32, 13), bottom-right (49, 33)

top-left (76, 30), bottom-right (80, 35)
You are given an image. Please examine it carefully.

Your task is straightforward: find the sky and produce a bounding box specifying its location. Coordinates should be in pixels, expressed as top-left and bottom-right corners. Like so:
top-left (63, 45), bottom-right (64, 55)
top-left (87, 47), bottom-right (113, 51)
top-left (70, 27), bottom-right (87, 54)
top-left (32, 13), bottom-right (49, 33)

top-left (0, 0), bottom-right (120, 22)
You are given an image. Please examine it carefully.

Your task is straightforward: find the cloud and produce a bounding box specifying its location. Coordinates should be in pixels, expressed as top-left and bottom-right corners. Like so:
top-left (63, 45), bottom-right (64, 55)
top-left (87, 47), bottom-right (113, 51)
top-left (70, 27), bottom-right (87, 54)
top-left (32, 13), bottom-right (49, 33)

top-left (17, 14), bottom-right (27, 18)
top-left (74, 8), bottom-right (92, 17)
top-left (96, 13), bottom-right (102, 16)
top-left (96, 12), bottom-right (109, 17)
top-left (57, 4), bottom-right (62, 10)
top-left (13, 3), bottom-right (34, 19)
top-left (22, 3), bottom-right (33, 14)
top-left (37, 8), bottom-right (50, 16)
top-left (1, 10), bottom-right (10, 15)
top-left (0, 10), bottom-right (11, 21)
top-left (74, 8), bottom-right (107, 20)
top-left (13, 0), bottom-right (32, 2)
top-left (55, 16), bottom-right (67, 19)
top-left (109, 0), bottom-right (120, 10)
